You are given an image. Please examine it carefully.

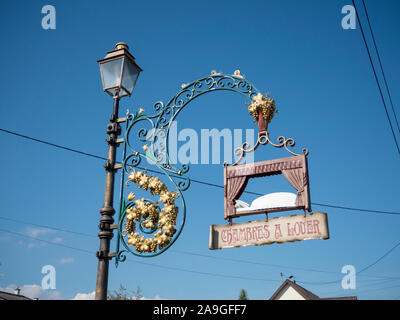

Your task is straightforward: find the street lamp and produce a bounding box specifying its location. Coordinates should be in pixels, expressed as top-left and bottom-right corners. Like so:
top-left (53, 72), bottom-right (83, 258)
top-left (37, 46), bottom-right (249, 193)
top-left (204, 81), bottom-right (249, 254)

top-left (98, 42), bottom-right (142, 98)
top-left (95, 43), bottom-right (142, 300)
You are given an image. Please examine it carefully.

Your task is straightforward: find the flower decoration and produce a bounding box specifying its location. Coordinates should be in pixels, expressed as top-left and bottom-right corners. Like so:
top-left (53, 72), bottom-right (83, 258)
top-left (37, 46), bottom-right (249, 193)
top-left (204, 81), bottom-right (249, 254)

top-left (233, 70), bottom-right (244, 78)
top-left (127, 192), bottom-right (135, 201)
top-left (123, 170), bottom-right (179, 254)
top-left (247, 92), bottom-right (277, 124)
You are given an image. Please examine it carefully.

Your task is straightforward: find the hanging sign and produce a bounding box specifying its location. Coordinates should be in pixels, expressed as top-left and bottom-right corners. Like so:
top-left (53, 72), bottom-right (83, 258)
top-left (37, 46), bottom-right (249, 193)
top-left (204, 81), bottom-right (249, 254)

top-left (209, 212), bottom-right (329, 250)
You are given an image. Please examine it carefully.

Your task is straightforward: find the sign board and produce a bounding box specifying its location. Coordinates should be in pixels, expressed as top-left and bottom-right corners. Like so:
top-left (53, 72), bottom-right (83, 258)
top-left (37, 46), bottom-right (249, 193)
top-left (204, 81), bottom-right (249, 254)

top-left (209, 212), bottom-right (329, 250)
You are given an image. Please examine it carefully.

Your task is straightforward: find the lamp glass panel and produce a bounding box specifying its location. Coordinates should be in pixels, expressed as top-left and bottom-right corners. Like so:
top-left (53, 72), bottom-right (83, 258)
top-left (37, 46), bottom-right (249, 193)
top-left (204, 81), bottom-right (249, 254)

top-left (101, 58), bottom-right (123, 89)
top-left (122, 59), bottom-right (140, 95)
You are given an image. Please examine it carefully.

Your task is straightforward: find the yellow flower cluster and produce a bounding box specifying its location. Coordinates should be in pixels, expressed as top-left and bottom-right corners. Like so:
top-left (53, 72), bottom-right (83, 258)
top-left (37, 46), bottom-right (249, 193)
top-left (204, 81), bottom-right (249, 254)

top-left (128, 171), bottom-right (167, 196)
top-left (124, 170), bottom-right (178, 253)
top-left (248, 92), bottom-right (277, 124)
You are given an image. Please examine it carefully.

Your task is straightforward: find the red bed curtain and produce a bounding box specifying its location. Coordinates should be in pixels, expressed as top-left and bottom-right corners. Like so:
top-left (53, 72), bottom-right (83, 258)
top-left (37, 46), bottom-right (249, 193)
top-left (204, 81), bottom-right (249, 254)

top-left (282, 168), bottom-right (307, 206)
top-left (225, 175), bottom-right (249, 217)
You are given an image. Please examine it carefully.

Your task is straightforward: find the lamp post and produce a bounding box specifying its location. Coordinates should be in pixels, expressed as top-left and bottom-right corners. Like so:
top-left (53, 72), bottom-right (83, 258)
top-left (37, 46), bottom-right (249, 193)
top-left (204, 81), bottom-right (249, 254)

top-left (95, 43), bottom-right (142, 300)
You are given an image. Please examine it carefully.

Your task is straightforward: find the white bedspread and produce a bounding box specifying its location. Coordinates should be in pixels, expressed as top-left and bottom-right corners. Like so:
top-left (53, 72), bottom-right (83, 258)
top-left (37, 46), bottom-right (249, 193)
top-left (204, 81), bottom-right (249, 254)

top-left (236, 192), bottom-right (297, 212)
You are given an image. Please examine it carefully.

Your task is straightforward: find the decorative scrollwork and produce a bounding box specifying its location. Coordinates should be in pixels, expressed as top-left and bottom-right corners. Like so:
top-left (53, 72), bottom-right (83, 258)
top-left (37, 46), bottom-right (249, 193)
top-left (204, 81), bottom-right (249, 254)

top-left (115, 72), bottom-right (307, 263)
top-left (168, 74), bottom-right (258, 112)
top-left (116, 250), bottom-right (127, 264)
top-left (117, 163), bottom-right (186, 258)
top-left (231, 131), bottom-right (309, 166)
top-left (121, 170), bottom-right (179, 253)
top-left (123, 152), bottom-right (141, 170)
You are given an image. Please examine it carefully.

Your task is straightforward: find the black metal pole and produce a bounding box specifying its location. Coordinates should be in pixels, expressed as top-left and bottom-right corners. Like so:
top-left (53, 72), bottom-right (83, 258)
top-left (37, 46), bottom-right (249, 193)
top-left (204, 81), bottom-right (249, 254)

top-left (95, 96), bottom-right (120, 300)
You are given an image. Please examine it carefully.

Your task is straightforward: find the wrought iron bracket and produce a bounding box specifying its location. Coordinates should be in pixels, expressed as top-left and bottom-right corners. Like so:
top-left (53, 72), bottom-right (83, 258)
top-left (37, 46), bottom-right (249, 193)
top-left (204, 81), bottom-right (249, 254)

top-left (106, 136), bottom-right (124, 146)
top-left (96, 250), bottom-right (116, 260)
top-left (104, 161), bottom-right (122, 172)
top-left (114, 72), bottom-right (295, 264)
top-left (104, 160), bottom-right (114, 171)
top-left (98, 221), bottom-right (114, 231)
top-left (114, 73), bottom-right (264, 263)
top-left (230, 130), bottom-right (309, 166)
top-left (106, 123), bottom-right (121, 135)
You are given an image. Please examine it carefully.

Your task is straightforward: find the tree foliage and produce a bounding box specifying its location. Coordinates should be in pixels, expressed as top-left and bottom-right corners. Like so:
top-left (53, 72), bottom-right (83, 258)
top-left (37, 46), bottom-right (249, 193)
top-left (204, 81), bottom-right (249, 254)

top-left (238, 288), bottom-right (248, 300)
top-left (107, 284), bottom-right (143, 300)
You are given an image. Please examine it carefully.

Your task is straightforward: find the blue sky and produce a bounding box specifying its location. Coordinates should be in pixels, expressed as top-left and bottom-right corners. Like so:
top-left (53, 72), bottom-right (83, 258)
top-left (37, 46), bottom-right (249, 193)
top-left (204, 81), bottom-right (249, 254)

top-left (0, 0), bottom-right (399, 300)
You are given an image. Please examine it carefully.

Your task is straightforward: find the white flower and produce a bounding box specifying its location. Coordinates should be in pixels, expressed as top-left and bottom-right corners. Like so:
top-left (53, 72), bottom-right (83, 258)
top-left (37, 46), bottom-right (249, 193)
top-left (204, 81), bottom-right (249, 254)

top-left (233, 70), bottom-right (244, 78)
top-left (252, 92), bottom-right (264, 105)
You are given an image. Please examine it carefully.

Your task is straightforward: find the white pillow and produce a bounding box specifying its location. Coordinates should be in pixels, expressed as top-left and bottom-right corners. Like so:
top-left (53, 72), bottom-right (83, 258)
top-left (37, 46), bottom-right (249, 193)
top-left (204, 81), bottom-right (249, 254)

top-left (235, 199), bottom-right (249, 209)
top-left (250, 192), bottom-right (297, 210)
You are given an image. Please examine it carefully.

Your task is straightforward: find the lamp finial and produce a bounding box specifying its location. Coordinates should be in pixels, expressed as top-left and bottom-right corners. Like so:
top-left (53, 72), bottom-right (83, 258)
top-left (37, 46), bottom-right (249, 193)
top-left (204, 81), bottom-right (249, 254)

top-left (115, 42), bottom-right (129, 50)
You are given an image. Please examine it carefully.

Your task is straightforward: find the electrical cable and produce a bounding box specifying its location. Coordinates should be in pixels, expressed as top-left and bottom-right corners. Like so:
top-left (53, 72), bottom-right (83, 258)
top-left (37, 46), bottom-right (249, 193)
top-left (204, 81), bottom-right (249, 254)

top-left (170, 249), bottom-right (341, 275)
top-left (0, 228), bottom-right (281, 284)
top-left (297, 238), bottom-right (400, 286)
top-left (357, 239), bottom-right (400, 275)
top-left (1, 125), bottom-right (400, 281)
top-left (1, 2), bottom-right (399, 294)
top-left (315, 277), bottom-right (396, 297)
top-left (0, 128), bottom-right (107, 161)
top-left (0, 215), bottom-right (339, 275)
top-left (1, 127), bottom-right (399, 215)
top-left (351, 283), bottom-right (400, 295)
top-left (361, 0), bottom-right (400, 136)
top-left (351, 0), bottom-right (400, 155)
top-left (311, 202), bottom-right (400, 216)
top-left (0, 228), bottom-right (93, 255)
top-left (1, 215), bottom-right (399, 282)
top-left (0, 216), bottom-right (96, 238)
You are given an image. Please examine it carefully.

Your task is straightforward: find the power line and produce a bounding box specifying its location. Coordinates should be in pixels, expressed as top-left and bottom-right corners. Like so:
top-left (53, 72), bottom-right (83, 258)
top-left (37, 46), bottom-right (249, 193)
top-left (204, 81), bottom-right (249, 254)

top-left (0, 215), bottom-right (339, 276)
top-left (0, 128), bottom-right (107, 162)
top-left (311, 202), bottom-right (400, 216)
top-left (125, 258), bottom-right (280, 283)
top-left (171, 249), bottom-right (340, 275)
top-left (352, 283), bottom-right (400, 296)
top-left (352, 0), bottom-right (400, 155)
top-left (0, 228), bottom-right (93, 255)
top-left (357, 239), bottom-right (400, 274)
top-left (1, 214), bottom-right (399, 282)
top-left (0, 216), bottom-right (96, 238)
top-left (361, 0), bottom-right (400, 136)
top-left (0, 228), bottom-right (280, 284)
top-left (298, 238), bottom-right (400, 286)
top-left (315, 277), bottom-right (396, 297)
top-left (1, 127), bottom-right (399, 216)
top-left (4, 221), bottom-right (397, 298)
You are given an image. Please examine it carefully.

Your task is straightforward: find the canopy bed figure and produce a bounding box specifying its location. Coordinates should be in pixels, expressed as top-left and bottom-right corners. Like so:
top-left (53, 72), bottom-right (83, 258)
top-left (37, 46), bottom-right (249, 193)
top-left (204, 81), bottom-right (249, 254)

top-left (224, 154), bottom-right (311, 221)
top-left (223, 92), bottom-right (311, 222)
